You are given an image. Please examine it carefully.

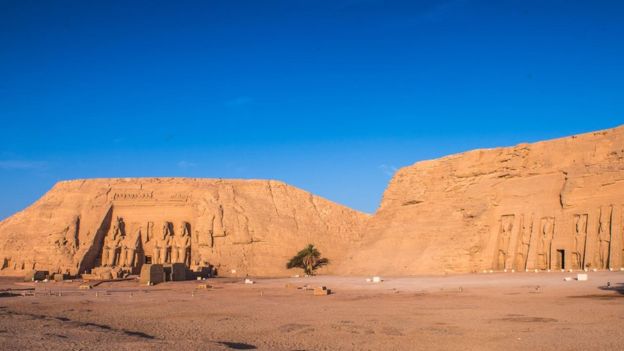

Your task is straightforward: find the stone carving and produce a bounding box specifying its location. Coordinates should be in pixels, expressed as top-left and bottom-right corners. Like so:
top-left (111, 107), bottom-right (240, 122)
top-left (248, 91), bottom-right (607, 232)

top-left (172, 222), bottom-right (191, 266)
top-left (341, 126), bottom-right (624, 274)
top-left (101, 217), bottom-right (124, 267)
top-left (514, 215), bottom-right (533, 270)
top-left (171, 222), bottom-right (191, 265)
top-left (112, 191), bottom-right (154, 201)
top-left (495, 215), bottom-right (514, 270)
top-left (4, 126), bottom-right (624, 276)
top-left (596, 206), bottom-right (613, 269)
top-left (146, 221), bottom-right (154, 243)
top-left (536, 217), bottom-right (555, 270)
top-left (573, 214), bottom-right (588, 269)
top-left (197, 203), bottom-right (226, 247)
top-left (153, 222), bottom-right (172, 265)
top-left (120, 227), bottom-right (141, 268)
top-left (212, 205), bottom-right (226, 240)
top-left (91, 217), bottom-right (186, 272)
top-left (169, 192), bottom-right (190, 202)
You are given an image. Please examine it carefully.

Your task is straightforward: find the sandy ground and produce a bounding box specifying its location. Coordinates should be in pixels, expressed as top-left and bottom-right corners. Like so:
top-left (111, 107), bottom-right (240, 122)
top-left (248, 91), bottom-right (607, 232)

top-left (0, 272), bottom-right (623, 351)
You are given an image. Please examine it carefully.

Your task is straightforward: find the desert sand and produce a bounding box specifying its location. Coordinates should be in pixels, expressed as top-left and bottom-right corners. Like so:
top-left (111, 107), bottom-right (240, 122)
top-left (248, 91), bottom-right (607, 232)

top-left (2, 126), bottom-right (624, 350)
top-left (1, 272), bottom-right (623, 350)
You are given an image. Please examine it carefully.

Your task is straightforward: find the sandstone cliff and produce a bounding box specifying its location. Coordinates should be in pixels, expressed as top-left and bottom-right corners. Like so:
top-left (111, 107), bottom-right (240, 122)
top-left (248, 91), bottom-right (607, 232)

top-left (343, 126), bottom-right (624, 275)
top-left (3, 126), bottom-right (624, 277)
top-left (0, 178), bottom-right (369, 277)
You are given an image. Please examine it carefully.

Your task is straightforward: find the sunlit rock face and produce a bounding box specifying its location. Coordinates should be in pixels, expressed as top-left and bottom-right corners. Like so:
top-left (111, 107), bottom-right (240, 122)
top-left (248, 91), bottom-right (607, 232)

top-left (0, 178), bottom-right (369, 277)
top-left (2, 126), bottom-right (624, 277)
top-left (342, 126), bottom-right (624, 275)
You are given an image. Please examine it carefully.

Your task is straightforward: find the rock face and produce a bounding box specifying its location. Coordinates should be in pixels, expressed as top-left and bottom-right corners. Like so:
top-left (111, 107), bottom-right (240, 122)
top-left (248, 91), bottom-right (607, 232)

top-left (343, 126), bottom-right (624, 275)
top-left (0, 178), bottom-right (368, 277)
top-left (2, 126), bottom-right (624, 277)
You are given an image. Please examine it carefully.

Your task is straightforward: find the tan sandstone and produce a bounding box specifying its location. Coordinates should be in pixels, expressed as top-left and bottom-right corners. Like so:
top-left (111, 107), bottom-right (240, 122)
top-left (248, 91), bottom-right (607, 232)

top-left (1, 126), bottom-right (624, 277)
top-left (343, 125), bottom-right (624, 275)
top-left (0, 179), bottom-right (368, 277)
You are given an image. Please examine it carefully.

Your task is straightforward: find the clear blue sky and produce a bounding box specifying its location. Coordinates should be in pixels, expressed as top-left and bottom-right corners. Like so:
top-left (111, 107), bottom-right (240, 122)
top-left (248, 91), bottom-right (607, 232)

top-left (1, 0), bottom-right (623, 219)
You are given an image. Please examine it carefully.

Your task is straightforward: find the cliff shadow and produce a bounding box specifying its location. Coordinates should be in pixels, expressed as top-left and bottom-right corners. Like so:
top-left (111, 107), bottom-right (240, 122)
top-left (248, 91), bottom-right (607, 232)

top-left (77, 205), bottom-right (113, 274)
top-left (598, 282), bottom-right (624, 295)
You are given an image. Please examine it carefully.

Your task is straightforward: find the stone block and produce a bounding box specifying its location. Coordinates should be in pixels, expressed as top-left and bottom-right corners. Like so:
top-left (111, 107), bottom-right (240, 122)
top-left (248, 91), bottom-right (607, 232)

top-left (314, 286), bottom-right (331, 296)
top-left (139, 264), bottom-right (165, 285)
top-left (91, 267), bottom-right (120, 280)
top-left (577, 273), bottom-right (588, 281)
top-left (81, 273), bottom-right (98, 280)
top-left (171, 263), bottom-right (188, 281)
top-left (53, 273), bottom-right (68, 282)
top-left (372, 276), bottom-right (382, 283)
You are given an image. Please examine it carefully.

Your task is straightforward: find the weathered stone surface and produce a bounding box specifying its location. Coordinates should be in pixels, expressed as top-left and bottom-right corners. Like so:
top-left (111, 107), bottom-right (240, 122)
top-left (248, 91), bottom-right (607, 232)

top-left (313, 286), bottom-right (330, 295)
top-left (52, 273), bottom-right (67, 282)
top-left (0, 179), bottom-right (368, 277)
top-left (140, 264), bottom-right (165, 285)
top-left (169, 263), bottom-right (188, 281)
top-left (2, 126), bottom-right (624, 277)
top-left (343, 126), bottom-right (624, 275)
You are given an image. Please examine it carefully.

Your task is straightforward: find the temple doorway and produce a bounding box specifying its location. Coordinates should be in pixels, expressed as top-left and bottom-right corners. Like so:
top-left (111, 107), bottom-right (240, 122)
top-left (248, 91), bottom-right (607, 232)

top-left (556, 249), bottom-right (566, 270)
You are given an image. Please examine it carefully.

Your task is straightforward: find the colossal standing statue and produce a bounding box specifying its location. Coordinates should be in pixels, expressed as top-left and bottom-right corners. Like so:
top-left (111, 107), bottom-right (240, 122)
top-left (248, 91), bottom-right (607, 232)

top-left (497, 216), bottom-right (513, 270)
top-left (153, 222), bottom-right (172, 264)
top-left (102, 218), bottom-right (123, 266)
top-left (178, 222), bottom-right (191, 265)
top-left (573, 214), bottom-right (588, 269)
top-left (514, 216), bottom-right (532, 270)
top-left (121, 227), bottom-right (141, 268)
top-left (537, 218), bottom-right (554, 270)
top-left (175, 222), bottom-right (191, 265)
top-left (598, 209), bottom-right (611, 269)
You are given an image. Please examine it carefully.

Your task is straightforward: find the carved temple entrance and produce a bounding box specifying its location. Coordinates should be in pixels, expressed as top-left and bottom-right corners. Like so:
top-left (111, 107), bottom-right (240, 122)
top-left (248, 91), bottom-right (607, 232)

top-left (95, 216), bottom-right (192, 277)
top-left (555, 249), bottom-right (565, 270)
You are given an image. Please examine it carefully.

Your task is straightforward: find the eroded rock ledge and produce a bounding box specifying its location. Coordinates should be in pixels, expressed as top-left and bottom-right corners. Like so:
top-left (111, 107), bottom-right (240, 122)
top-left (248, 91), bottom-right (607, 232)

top-left (2, 125), bottom-right (624, 277)
top-left (0, 178), bottom-right (368, 277)
top-left (342, 126), bottom-right (624, 275)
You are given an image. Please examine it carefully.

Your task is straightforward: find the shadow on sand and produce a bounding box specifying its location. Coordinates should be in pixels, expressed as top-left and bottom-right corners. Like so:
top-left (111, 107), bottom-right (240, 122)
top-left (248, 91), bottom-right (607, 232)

top-left (598, 282), bottom-right (624, 295)
top-left (217, 341), bottom-right (257, 350)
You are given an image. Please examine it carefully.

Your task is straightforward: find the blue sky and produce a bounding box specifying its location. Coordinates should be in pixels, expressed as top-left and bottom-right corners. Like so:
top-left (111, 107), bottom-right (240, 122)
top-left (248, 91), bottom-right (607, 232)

top-left (1, 0), bottom-right (623, 219)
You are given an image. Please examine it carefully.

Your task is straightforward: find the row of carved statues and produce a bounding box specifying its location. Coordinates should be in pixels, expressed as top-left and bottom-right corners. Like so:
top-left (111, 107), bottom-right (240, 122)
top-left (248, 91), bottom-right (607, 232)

top-left (495, 207), bottom-right (620, 271)
top-left (100, 217), bottom-right (192, 268)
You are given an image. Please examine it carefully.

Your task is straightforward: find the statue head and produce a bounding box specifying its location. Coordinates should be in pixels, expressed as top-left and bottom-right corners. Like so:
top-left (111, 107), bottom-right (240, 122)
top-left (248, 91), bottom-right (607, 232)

top-left (161, 222), bottom-right (170, 239)
top-left (179, 222), bottom-right (189, 236)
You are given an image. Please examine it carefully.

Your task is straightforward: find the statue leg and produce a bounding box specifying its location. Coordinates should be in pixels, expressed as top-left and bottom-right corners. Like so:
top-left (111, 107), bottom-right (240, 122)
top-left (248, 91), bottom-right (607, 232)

top-left (161, 248), bottom-right (167, 263)
top-left (183, 248), bottom-right (189, 266)
top-left (172, 248), bottom-right (179, 264)
top-left (128, 249), bottom-right (135, 267)
top-left (107, 249), bottom-right (115, 266)
top-left (102, 249), bottom-right (109, 267)
top-left (575, 252), bottom-right (581, 269)
top-left (120, 249), bottom-right (126, 267)
top-left (113, 249), bottom-right (120, 266)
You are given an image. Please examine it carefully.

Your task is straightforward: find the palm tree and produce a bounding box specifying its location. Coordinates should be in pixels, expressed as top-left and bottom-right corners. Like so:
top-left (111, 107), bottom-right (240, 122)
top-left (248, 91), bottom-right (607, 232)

top-left (286, 244), bottom-right (329, 275)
